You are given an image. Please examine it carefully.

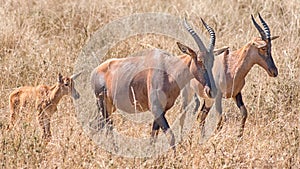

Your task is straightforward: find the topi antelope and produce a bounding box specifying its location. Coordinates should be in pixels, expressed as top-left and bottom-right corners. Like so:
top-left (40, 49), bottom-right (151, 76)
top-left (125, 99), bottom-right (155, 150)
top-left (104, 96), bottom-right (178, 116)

top-left (180, 13), bottom-right (279, 137)
top-left (9, 72), bottom-right (81, 143)
top-left (90, 18), bottom-right (216, 149)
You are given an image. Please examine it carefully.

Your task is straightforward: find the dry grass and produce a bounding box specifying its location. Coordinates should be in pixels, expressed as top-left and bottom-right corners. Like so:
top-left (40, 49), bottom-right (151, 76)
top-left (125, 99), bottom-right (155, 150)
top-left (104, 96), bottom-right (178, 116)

top-left (0, 0), bottom-right (299, 168)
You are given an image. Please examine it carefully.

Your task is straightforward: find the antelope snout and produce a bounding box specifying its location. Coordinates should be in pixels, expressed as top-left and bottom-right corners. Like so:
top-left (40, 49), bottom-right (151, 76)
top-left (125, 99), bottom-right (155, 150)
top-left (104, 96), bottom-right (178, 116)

top-left (72, 90), bottom-right (80, 100)
top-left (268, 67), bottom-right (278, 77)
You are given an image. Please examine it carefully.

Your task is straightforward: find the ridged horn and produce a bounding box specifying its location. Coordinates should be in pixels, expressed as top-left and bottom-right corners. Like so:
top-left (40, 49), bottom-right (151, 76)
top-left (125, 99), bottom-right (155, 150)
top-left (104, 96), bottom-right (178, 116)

top-left (251, 14), bottom-right (266, 40)
top-left (258, 13), bottom-right (271, 39)
top-left (200, 18), bottom-right (215, 52)
top-left (183, 18), bottom-right (207, 52)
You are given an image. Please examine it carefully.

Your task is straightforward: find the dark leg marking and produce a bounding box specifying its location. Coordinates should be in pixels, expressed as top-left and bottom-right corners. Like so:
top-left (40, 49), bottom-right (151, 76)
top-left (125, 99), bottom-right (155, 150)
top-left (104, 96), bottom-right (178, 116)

top-left (235, 92), bottom-right (248, 137)
top-left (198, 100), bottom-right (212, 127)
top-left (150, 121), bottom-right (160, 144)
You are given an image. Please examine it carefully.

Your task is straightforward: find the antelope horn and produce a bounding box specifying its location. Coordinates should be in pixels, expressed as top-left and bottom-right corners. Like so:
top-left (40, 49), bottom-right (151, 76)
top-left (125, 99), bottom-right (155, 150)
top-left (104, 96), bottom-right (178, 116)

top-left (258, 13), bottom-right (271, 39)
top-left (71, 71), bottom-right (82, 80)
top-left (183, 18), bottom-right (207, 53)
top-left (200, 18), bottom-right (215, 52)
top-left (251, 14), bottom-right (266, 40)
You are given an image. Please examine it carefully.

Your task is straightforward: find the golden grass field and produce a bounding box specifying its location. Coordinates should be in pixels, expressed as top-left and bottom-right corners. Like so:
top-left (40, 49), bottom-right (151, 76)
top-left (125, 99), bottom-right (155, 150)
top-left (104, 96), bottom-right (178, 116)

top-left (0, 0), bottom-right (299, 168)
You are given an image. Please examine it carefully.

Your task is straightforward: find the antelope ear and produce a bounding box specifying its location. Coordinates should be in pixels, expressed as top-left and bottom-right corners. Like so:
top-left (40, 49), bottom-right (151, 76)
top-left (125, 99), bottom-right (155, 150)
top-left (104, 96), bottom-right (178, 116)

top-left (58, 73), bottom-right (63, 83)
top-left (270, 36), bottom-right (279, 41)
top-left (176, 42), bottom-right (197, 59)
top-left (213, 46), bottom-right (229, 55)
top-left (252, 40), bottom-right (267, 48)
top-left (70, 72), bottom-right (82, 80)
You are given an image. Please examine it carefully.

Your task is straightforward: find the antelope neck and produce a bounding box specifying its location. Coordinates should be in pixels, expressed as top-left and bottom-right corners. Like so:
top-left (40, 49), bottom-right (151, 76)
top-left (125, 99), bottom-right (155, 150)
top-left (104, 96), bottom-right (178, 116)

top-left (226, 43), bottom-right (254, 82)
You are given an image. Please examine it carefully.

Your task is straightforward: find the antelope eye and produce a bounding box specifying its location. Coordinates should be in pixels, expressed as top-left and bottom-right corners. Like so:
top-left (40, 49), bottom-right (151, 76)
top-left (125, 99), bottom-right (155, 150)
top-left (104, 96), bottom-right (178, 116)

top-left (260, 47), bottom-right (267, 51)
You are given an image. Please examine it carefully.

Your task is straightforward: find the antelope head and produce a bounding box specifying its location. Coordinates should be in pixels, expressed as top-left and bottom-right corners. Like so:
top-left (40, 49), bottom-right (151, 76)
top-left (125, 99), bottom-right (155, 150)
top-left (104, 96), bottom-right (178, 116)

top-left (177, 18), bottom-right (217, 98)
top-left (250, 13), bottom-right (279, 77)
top-left (57, 72), bottom-right (81, 100)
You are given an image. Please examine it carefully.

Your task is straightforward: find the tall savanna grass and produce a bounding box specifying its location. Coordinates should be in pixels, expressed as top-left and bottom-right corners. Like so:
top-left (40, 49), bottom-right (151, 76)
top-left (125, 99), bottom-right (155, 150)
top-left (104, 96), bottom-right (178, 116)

top-left (0, 0), bottom-right (299, 168)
